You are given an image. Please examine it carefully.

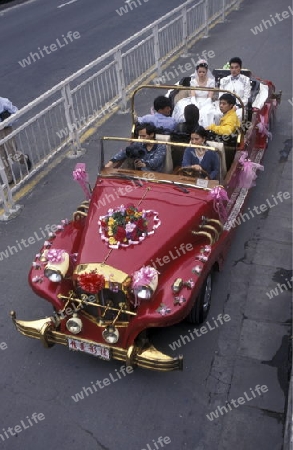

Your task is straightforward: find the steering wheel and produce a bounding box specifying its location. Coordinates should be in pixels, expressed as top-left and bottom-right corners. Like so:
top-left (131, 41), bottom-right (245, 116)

top-left (177, 166), bottom-right (210, 179)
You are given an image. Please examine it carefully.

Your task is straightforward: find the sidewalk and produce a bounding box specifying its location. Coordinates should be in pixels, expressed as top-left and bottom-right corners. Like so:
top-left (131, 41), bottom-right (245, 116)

top-left (205, 145), bottom-right (292, 450)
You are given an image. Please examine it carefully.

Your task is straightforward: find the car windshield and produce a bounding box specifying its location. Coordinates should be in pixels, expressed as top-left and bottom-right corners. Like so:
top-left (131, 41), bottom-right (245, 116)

top-left (99, 137), bottom-right (219, 191)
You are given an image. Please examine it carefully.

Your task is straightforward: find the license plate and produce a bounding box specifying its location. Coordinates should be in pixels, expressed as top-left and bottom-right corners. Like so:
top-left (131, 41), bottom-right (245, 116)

top-left (68, 338), bottom-right (111, 360)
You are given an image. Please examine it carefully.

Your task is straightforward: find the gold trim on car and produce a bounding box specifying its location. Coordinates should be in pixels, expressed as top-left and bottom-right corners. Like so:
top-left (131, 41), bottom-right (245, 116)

top-left (191, 230), bottom-right (214, 245)
top-left (11, 312), bottom-right (183, 371)
top-left (74, 263), bottom-right (131, 292)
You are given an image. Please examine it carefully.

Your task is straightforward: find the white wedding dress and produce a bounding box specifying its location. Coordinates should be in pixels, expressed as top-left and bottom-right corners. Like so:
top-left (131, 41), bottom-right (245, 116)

top-left (190, 77), bottom-right (216, 127)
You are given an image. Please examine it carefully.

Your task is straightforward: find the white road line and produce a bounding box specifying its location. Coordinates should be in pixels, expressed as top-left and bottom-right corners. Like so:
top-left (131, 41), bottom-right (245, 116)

top-left (57, 0), bottom-right (79, 9)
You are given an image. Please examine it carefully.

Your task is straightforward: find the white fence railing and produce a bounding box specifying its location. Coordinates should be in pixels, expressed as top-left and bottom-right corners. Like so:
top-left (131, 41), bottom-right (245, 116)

top-left (0, 0), bottom-right (242, 220)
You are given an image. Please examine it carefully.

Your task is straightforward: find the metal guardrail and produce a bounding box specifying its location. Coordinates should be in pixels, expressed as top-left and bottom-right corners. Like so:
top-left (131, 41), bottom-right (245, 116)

top-left (0, 0), bottom-right (242, 220)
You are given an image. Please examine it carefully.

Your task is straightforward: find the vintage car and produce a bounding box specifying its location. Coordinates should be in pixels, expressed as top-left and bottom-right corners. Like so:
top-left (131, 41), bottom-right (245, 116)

top-left (11, 76), bottom-right (281, 371)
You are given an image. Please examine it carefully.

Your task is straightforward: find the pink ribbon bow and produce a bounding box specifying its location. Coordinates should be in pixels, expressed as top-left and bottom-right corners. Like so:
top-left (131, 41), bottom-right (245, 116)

top-left (73, 163), bottom-right (91, 200)
top-left (208, 186), bottom-right (229, 224)
top-left (132, 266), bottom-right (157, 288)
top-left (239, 151), bottom-right (264, 189)
top-left (46, 249), bottom-right (65, 264)
top-left (257, 115), bottom-right (272, 139)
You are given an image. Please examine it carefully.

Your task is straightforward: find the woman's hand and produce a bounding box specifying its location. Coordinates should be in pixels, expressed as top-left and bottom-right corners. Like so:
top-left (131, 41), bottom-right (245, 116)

top-left (191, 164), bottom-right (202, 172)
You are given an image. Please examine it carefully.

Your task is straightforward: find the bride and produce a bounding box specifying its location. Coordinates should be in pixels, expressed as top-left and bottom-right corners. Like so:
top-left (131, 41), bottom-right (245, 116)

top-left (190, 59), bottom-right (216, 127)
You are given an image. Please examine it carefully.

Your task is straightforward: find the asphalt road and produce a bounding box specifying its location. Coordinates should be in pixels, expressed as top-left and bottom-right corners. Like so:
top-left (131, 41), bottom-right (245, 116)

top-left (0, 0), bottom-right (292, 449)
top-left (1, 0), bottom-right (184, 107)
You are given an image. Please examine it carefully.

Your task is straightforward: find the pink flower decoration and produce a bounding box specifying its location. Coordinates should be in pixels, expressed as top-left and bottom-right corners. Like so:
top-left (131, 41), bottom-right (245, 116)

top-left (46, 249), bottom-right (65, 264)
top-left (192, 265), bottom-right (202, 275)
top-left (132, 266), bottom-right (158, 288)
top-left (32, 276), bottom-right (43, 283)
top-left (196, 254), bottom-right (208, 262)
top-left (125, 222), bottom-right (136, 233)
top-left (71, 253), bottom-right (78, 263)
top-left (174, 295), bottom-right (186, 305)
top-left (157, 303), bottom-right (171, 315)
top-left (185, 279), bottom-right (195, 289)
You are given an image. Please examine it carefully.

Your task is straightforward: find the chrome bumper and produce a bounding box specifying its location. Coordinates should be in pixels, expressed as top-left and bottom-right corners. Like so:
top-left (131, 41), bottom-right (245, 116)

top-left (11, 312), bottom-right (183, 372)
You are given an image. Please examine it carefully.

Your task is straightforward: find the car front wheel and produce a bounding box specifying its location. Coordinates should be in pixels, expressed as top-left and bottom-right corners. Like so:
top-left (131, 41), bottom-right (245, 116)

top-left (186, 273), bottom-right (212, 324)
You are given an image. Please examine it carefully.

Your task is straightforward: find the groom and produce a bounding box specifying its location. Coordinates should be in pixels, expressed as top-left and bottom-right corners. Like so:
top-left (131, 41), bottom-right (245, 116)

top-left (219, 56), bottom-right (251, 119)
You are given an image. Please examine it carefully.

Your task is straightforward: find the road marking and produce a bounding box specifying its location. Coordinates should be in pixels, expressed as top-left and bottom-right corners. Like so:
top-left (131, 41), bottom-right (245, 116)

top-left (58, 0), bottom-right (79, 9)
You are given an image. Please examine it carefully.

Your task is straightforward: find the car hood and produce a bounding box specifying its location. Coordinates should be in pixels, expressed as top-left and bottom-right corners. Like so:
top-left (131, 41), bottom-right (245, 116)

top-left (76, 177), bottom-right (213, 276)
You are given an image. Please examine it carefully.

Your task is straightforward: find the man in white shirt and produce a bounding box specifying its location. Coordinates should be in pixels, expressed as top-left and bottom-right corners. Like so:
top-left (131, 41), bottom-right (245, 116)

top-left (0, 96), bottom-right (31, 184)
top-left (220, 57), bottom-right (251, 120)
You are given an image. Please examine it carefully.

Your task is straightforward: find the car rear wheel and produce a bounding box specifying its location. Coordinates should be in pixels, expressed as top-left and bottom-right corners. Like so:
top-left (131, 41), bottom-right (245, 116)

top-left (186, 273), bottom-right (212, 324)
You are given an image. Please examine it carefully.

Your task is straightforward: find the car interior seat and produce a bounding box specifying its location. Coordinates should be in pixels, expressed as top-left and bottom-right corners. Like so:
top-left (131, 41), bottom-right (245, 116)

top-left (156, 134), bottom-right (173, 174)
top-left (206, 140), bottom-right (227, 182)
top-left (247, 78), bottom-right (261, 122)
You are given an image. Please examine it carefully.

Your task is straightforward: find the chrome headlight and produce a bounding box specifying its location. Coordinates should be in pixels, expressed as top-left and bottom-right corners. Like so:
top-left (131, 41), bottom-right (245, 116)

top-left (132, 266), bottom-right (159, 302)
top-left (134, 286), bottom-right (153, 299)
top-left (44, 268), bottom-right (63, 283)
top-left (102, 325), bottom-right (120, 344)
top-left (66, 314), bottom-right (83, 335)
top-left (44, 251), bottom-right (70, 283)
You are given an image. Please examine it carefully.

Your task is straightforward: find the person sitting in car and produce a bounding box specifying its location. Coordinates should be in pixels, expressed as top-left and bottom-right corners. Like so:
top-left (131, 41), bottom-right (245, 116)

top-left (220, 57), bottom-right (251, 119)
top-left (105, 123), bottom-right (166, 172)
top-left (182, 126), bottom-right (219, 180)
top-left (137, 96), bottom-right (177, 133)
top-left (171, 104), bottom-right (200, 167)
top-left (174, 104), bottom-right (200, 138)
top-left (206, 93), bottom-right (240, 136)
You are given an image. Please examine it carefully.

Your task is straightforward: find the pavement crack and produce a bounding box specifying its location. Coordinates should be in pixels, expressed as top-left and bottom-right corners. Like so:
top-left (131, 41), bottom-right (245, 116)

top-left (75, 423), bottom-right (110, 449)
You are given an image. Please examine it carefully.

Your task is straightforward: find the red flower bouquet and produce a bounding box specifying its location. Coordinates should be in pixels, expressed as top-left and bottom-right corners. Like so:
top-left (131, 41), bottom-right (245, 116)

top-left (77, 271), bottom-right (105, 293)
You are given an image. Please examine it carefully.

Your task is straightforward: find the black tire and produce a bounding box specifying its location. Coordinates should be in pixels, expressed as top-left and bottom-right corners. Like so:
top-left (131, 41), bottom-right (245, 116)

top-left (186, 273), bottom-right (212, 324)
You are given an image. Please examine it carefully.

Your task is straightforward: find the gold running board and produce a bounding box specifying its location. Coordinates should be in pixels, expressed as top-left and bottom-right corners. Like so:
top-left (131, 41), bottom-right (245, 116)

top-left (11, 312), bottom-right (183, 372)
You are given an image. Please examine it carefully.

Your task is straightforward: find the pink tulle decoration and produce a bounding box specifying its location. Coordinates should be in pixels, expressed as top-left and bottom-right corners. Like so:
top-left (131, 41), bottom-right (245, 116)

top-left (208, 186), bottom-right (229, 224)
top-left (257, 115), bottom-right (272, 139)
top-left (73, 163), bottom-right (91, 200)
top-left (46, 249), bottom-right (65, 264)
top-left (132, 266), bottom-right (158, 288)
top-left (238, 151), bottom-right (264, 189)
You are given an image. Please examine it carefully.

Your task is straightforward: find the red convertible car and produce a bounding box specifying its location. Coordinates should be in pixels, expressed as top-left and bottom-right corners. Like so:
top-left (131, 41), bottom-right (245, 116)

top-left (11, 75), bottom-right (281, 371)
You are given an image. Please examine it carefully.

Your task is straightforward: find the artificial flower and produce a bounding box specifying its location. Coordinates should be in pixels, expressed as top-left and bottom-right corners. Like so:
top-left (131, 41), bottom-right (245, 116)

top-left (77, 271), bottom-right (105, 293)
top-left (99, 203), bottom-right (148, 247)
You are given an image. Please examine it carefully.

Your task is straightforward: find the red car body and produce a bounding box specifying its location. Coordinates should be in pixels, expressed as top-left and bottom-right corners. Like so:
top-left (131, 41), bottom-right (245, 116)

top-left (12, 79), bottom-right (281, 371)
